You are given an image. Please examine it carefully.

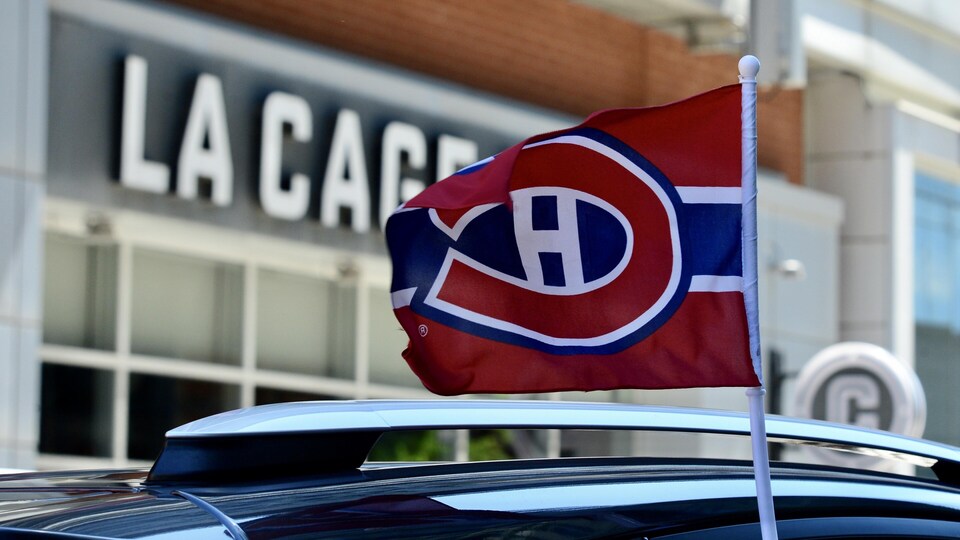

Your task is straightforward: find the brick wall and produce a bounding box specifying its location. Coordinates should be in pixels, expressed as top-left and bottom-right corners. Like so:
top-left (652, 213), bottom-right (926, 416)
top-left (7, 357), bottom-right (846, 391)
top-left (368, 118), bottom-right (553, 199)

top-left (163, 0), bottom-right (803, 185)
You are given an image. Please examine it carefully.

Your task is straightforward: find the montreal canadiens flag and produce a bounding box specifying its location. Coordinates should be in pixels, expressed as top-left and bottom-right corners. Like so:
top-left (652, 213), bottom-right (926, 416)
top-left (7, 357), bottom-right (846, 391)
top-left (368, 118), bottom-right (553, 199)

top-left (386, 84), bottom-right (761, 395)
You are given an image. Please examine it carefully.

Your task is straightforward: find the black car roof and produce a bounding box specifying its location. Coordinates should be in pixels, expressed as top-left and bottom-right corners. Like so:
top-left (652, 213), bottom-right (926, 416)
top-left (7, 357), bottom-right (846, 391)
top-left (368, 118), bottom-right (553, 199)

top-left (4, 457), bottom-right (960, 539)
top-left (8, 400), bottom-right (960, 538)
top-left (147, 399), bottom-right (960, 486)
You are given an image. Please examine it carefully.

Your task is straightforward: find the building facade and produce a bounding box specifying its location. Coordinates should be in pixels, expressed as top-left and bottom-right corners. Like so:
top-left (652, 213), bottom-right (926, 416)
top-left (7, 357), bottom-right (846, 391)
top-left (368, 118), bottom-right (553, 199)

top-left (8, 0), bottom-right (956, 470)
top-left (795, 0), bottom-right (960, 447)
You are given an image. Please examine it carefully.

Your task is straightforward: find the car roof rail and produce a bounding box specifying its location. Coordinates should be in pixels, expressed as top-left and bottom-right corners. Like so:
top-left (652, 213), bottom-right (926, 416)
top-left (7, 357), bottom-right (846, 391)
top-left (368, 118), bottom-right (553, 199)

top-left (146, 399), bottom-right (960, 485)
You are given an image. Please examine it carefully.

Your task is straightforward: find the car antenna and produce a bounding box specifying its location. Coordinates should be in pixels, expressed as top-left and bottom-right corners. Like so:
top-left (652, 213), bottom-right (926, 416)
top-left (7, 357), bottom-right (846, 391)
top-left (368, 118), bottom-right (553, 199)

top-left (172, 490), bottom-right (248, 540)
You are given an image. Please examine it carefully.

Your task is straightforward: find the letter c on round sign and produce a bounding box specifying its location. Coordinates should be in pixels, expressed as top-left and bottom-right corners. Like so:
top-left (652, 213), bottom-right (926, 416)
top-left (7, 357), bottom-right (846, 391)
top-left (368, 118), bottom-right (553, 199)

top-left (793, 342), bottom-right (926, 471)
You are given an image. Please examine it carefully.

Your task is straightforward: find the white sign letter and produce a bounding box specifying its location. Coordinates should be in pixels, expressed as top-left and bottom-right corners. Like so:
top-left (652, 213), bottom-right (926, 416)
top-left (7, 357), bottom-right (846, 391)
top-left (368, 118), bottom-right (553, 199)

top-left (825, 374), bottom-right (882, 429)
top-left (120, 55), bottom-right (169, 193)
top-left (436, 134), bottom-right (478, 180)
top-left (177, 73), bottom-right (234, 206)
top-left (260, 92), bottom-right (312, 220)
top-left (321, 109), bottom-right (370, 233)
top-left (380, 121), bottom-right (426, 229)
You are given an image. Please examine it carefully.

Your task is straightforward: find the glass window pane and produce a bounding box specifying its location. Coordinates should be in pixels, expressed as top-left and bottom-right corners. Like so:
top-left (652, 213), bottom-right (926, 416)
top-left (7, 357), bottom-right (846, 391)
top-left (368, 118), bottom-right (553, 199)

top-left (255, 387), bottom-right (339, 405)
top-left (42, 234), bottom-right (117, 350)
top-left (127, 374), bottom-right (239, 461)
top-left (367, 287), bottom-right (421, 388)
top-left (131, 249), bottom-right (243, 365)
top-left (369, 431), bottom-right (456, 462)
top-left (468, 430), bottom-right (550, 461)
top-left (561, 429), bottom-right (667, 458)
top-left (914, 171), bottom-right (960, 447)
top-left (916, 325), bottom-right (960, 446)
top-left (256, 269), bottom-right (355, 378)
top-left (39, 363), bottom-right (113, 457)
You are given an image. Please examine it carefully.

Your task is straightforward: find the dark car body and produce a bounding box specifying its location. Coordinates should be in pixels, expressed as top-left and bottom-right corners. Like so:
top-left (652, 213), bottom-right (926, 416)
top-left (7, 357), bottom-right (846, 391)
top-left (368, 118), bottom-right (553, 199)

top-left (2, 400), bottom-right (960, 539)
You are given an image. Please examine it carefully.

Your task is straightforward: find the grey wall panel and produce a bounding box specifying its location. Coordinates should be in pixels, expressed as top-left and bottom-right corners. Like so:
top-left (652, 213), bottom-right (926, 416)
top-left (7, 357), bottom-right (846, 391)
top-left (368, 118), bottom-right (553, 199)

top-left (0, 1), bottom-right (23, 172)
top-left (0, 0), bottom-right (46, 470)
top-left (19, 180), bottom-right (45, 323)
top-left (0, 323), bottom-right (15, 466)
top-left (14, 325), bottom-right (40, 468)
top-left (0, 324), bottom-right (40, 469)
top-left (24, 0), bottom-right (49, 177)
top-left (0, 175), bottom-right (18, 320)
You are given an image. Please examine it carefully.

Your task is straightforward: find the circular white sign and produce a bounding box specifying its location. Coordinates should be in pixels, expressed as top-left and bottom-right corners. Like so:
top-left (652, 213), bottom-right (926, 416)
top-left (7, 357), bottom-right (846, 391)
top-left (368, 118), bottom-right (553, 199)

top-left (793, 342), bottom-right (926, 469)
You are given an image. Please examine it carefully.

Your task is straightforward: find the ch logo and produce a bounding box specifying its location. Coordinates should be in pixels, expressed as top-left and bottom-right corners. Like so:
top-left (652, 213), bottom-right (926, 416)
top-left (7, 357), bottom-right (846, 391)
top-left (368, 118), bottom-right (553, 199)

top-left (388, 128), bottom-right (689, 355)
top-left (512, 187), bottom-right (631, 294)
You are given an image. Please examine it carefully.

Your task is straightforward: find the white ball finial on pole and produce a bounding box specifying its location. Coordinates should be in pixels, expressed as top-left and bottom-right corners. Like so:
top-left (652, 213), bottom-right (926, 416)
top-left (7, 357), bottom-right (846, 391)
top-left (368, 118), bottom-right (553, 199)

top-left (739, 55), bottom-right (761, 81)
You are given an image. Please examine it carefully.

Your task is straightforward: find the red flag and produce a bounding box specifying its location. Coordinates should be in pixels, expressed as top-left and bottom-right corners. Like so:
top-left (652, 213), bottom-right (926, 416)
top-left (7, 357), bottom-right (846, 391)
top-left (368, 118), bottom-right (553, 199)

top-left (386, 84), bottom-right (760, 395)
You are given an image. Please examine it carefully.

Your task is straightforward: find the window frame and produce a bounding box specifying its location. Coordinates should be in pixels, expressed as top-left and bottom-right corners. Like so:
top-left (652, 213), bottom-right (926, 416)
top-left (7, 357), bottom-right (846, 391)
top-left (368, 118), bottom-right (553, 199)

top-left (38, 199), bottom-right (433, 469)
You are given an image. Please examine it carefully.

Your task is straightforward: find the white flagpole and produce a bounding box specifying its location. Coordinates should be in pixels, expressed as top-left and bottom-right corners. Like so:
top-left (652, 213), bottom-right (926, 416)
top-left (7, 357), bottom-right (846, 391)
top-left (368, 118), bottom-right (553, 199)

top-left (747, 387), bottom-right (778, 539)
top-left (739, 55), bottom-right (779, 540)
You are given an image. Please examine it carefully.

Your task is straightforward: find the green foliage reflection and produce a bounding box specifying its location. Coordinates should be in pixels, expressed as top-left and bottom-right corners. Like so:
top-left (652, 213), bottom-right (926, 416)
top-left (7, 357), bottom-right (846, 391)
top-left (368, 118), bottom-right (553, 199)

top-left (367, 430), bottom-right (517, 462)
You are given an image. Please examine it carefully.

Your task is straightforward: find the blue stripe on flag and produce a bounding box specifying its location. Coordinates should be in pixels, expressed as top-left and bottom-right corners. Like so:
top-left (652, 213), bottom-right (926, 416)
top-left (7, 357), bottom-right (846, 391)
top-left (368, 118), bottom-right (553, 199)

top-left (683, 202), bottom-right (742, 277)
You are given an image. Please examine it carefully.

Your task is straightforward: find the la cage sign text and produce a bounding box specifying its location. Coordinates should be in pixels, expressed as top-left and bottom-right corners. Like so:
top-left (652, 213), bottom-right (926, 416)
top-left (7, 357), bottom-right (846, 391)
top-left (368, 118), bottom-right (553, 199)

top-left (118, 55), bottom-right (481, 233)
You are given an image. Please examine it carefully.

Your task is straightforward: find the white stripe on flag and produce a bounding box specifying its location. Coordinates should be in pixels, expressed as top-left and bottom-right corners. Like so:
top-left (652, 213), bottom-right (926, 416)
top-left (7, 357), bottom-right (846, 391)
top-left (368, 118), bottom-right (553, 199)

top-left (676, 186), bottom-right (742, 204)
top-left (689, 275), bottom-right (743, 293)
top-left (391, 287), bottom-right (417, 308)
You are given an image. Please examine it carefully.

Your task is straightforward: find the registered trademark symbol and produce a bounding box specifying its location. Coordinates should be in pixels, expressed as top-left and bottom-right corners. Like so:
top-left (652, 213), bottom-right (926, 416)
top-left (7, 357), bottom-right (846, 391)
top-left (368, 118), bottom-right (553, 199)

top-left (418, 324), bottom-right (428, 337)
